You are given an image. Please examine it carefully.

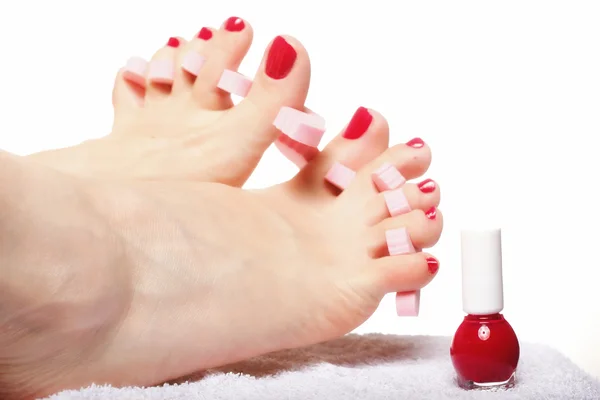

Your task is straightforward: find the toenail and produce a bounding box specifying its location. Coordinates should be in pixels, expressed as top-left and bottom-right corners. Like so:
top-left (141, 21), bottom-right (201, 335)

top-left (224, 16), bottom-right (245, 32)
top-left (425, 206), bottom-right (437, 220)
top-left (148, 60), bottom-right (175, 84)
top-left (197, 27), bottom-right (213, 40)
top-left (182, 52), bottom-right (206, 76)
top-left (217, 70), bottom-right (253, 97)
top-left (406, 137), bottom-right (425, 148)
top-left (426, 257), bottom-right (439, 275)
top-left (342, 107), bottom-right (373, 139)
top-left (265, 36), bottom-right (297, 80)
top-left (384, 189), bottom-right (411, 217)
top-left (325, 162), bottom-right (356, 190)
top-left (372, 163), bottom-right (406, 191)
top-left (167, 37), bottom-right (180, 48)
top-left (123, 57), bottom-right (147, 86)
top-left (417, 179), bottom-right (436, 194)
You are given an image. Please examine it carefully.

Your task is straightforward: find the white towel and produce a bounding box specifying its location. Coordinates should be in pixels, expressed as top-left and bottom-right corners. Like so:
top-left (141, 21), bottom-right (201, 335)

top-left (45, 334), bottom-right (600, 399)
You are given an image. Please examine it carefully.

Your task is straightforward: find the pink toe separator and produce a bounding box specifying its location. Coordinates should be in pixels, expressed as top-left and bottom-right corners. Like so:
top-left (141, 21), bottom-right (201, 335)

top-left (372, 162), bottom-right (406, 191)
top-left (325, 162), bottom-right (356, 190)
top-left (384, 189), bottom-right (412, 217)
top-left (123, 57), bottom-right (147, 86)
top-left (181, 52), bottom-right (206, 76)
top-left (217, 69), bottom-right (252, 97)
top-left (148, 60), bottom-right (175, 84)
top-left (272, 107), bottom-right (327, 167)
top-left (273, 107), bottom-right (326, 147)
top-left (385, 227), bottom-right (420, 317)
top-left (396, 291), bottom-right (420, 317)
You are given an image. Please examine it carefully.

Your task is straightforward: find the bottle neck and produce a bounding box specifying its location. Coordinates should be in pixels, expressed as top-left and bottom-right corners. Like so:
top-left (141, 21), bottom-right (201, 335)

top-left (464, 313), bottom-right (504, 322)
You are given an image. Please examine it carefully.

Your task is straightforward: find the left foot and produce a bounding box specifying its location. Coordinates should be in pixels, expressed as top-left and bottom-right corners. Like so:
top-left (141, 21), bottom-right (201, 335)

top-left (29, 17), bottom-right (314, 186)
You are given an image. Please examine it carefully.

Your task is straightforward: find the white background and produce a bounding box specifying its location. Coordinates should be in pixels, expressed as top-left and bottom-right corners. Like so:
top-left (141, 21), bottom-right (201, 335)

top-left (1, 0), bottom-right (599, 379)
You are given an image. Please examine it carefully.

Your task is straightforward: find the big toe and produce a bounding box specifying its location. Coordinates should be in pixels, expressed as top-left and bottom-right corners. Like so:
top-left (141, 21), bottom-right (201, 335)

top-left (221, 35), bottom-right (311, 161)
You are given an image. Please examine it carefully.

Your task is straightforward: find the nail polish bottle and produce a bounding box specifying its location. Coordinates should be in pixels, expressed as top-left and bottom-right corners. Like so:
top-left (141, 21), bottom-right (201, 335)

top-left (450, 228), bottom-right (520, 390)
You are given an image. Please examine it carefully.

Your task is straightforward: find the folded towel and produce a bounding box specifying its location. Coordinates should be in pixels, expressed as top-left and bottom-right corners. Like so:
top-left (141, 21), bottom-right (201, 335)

top-left (45, 334), bottom-right (600, 400)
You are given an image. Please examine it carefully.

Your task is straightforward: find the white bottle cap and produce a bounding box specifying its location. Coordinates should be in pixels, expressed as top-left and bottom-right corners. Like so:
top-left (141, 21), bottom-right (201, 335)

top-left (460, 228), bottom-right (504, 315)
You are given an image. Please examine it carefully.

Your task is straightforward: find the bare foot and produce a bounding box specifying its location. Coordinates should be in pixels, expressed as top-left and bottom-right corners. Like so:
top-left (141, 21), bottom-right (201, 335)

top-left (0, 110), bottom-right (441, 399)
top-left (28, 17), bottom-right (312, 186)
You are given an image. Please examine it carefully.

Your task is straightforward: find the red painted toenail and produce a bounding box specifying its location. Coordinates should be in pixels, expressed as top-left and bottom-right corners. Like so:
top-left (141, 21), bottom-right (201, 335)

top-left (406, 138), bottom-right (425, 148)
top-left (426, 257), bottom-right (439, 274)
top-left (265, 36), bottom-right (297, 80)
top-left (198, 27), bottom-right (213, 40)
top-left (342, 107), bottom-right (373, 139)
top-left (425, 206), bottom-right (437, 220)
top-left (418, 179), bottom-right (436, 193)
top-left (225, 16), bottom-right (245, 32)
top-left (167, 37), bottom-right (180, 48)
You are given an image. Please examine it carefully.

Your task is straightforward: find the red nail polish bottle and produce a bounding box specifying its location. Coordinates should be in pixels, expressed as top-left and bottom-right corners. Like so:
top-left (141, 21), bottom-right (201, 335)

top-left (450, 228), bottom-right (520, 390)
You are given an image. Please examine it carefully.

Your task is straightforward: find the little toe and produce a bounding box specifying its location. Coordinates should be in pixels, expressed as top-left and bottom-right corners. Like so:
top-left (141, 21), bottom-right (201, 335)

top-left (289, 107), bottom-right (389, 197)
top-left (369, 252), bottom-right (440, 295)
top-left (145, 37), bottom-right (186, 101)
top-left (191, 16), bottom-right (253, 110)
top-left (363, 179), bottom-right (441, 225)
top-left (224, 35), bottom-right (311, 157)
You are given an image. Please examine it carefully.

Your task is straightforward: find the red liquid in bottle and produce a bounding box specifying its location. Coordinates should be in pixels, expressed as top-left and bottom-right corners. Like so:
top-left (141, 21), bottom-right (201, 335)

top-left (450, 313), bottom-right (520, 389)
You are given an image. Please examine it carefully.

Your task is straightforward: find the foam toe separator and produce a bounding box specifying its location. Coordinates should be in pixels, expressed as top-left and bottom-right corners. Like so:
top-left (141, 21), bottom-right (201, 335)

top-left (324, 162), bottom-right (356, 190)
top-left (385, 227), bottom-right (420, 317)
top-left (123, 57), bottom-right (148, 85)
top-left (217, 69), bottom-right (252, 97)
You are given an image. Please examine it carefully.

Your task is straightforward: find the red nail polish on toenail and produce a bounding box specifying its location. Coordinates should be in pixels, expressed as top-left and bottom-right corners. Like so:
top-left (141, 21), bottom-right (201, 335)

top-left (425, 206), bottom-right (437, 220)
top-left (418, 179), bottom-right (436, 194)
top-left (198, 27), bottom-right (213, 40)
top-left (265, 36), bottom-right (297, 80)
top-left (342, 107), bottom-right (373, 139)
top-left (167, 37), bottom-right (180, 48)
top-left (225, 16), bottom-right (245, 32)
top-left (406, 138), bottom-right (425, 148)
top-left (426, 257), bottom-right (439, 274)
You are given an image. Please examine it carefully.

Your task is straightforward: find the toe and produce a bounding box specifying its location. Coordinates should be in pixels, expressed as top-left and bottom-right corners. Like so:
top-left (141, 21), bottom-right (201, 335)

top-left (363, 179), bottom-right (441, 225)
top-left (370, 206), bottom-right (443, 254)
top-left (223, 35), bottom-right (312, 158)
top-left (369, 252), bottom-right (440, 295)
top-left (145, 37), bottom-right (185, 101)
top-left (191, 16), bottom-right (253, 110)
top-left (289, 107), bottom-right (389, 196)
top-left (172, 26), bottom-right (216, 94)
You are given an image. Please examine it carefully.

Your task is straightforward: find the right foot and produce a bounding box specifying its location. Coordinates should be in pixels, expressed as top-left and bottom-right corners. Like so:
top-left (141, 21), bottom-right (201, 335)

top-left (1, 109), bottom-right (442, 399)
top-left (28, 17), bottom-right (314, 186)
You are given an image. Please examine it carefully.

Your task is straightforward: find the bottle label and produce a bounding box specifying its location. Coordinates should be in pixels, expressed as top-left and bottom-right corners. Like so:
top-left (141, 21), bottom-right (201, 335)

top-left (478, 325), bottom-right (491, 341)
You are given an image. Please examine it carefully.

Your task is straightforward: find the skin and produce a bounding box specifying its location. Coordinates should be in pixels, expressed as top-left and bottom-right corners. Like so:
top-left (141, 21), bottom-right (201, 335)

top-left (1, 18), bottom-right (443, 399)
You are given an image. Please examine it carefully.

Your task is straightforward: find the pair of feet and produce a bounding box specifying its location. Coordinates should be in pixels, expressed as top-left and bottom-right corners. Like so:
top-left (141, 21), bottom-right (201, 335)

top-left (1, 17), bottom-right (443, 400)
